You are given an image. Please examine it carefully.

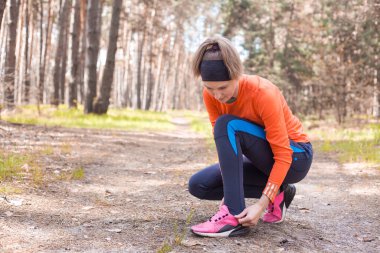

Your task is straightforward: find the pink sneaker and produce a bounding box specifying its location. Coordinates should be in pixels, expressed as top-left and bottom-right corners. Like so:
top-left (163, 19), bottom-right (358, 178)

top-left (262, 184), bottom-right (296, 223)
top-left (191, 205), bottom-right (250, 237)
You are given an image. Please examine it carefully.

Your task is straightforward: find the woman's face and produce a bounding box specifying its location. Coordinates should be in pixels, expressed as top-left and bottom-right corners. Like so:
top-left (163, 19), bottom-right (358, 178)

top-left (203, 80), bottom-right (239, 104)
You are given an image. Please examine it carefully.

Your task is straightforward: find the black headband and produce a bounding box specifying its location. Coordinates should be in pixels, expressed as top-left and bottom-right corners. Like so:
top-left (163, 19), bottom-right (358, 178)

top-left (200, 60), bottom-right (231, 81)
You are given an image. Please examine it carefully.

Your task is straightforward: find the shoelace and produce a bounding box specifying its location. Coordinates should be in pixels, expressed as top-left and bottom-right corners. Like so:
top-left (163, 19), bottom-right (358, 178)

top-left (265, 203), bottom-right (274, 214)
top-left (208, 211), bottom-right (229, 222)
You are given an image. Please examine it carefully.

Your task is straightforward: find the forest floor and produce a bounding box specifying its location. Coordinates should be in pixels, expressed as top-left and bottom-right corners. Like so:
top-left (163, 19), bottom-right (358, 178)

top-left (0, 119), bottom-right (379, 253)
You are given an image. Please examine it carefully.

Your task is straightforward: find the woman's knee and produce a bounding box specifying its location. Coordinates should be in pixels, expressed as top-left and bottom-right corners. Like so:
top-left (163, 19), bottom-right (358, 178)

top-left (188, 174), bottom-right (207, 199)
top-left (214, 114), bottom-right (239, 136)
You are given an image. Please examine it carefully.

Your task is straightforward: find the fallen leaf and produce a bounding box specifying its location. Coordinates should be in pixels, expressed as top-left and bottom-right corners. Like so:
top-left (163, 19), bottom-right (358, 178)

top-left (82, 206), bottom-right (95, 210)
top-left (298, 207), bottom-right (310, 213)
top-left (106, 228), bottom-right (122, 233)
top-left (363, 237), bottom-right (376, 242)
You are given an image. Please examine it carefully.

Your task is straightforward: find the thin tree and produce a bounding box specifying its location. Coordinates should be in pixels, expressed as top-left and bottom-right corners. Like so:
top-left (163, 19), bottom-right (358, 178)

top-left (59, 4), bottom-right (71, 104)
top-left (83, 0), bottom-right (100, 114)
top-left (23, 0), bottom-right (30, 103)
top-left (135, 7), bottom-right (147, 109)
top-left (37, 0), bottom-right (52, 104)
top-left (77, 0), bottom-right (87, 104)
top-left (0, 0), bottom-right (6, 33)
top-left (4, 0), bottom-right (19, 109)
top-left (52, 0), bottom-right (71, 106)
top-left (93, 0), bottom-right (122, 114)
top-left (68, 0), bottom-right (80, 108)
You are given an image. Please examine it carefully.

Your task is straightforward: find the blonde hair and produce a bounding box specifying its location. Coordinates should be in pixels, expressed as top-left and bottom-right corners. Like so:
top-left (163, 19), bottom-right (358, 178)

top-left (192, 35), bottom-right (243, 80)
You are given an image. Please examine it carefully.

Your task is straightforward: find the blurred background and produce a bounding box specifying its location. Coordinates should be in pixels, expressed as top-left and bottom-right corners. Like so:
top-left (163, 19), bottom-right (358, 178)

top-left (0, 0), bottom-right (379, 123)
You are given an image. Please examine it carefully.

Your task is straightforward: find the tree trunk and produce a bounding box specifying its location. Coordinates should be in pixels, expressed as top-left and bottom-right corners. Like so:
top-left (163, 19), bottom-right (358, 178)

top-left (4, 0), bottom-right (19, 109)
top-left (373, 1), bottom-right (380, 118)
top-left (83, 0), bottom-right (100, 114)
top-left (144, 43), bottom-right (154, 110)
top-left (60, 5), bottom-right (71, 105)
top-left (0, 0), bottom-right (7, 35)
top-left (136, 31), bottom-right (146, 109)
top-left (23, 0), bottom-right (30, 103)
top-left (38, 0), bottom-right (51, 104)
top-left (152, 34), bottom-right (168, 111)
top-left (123, 29), bottom-right (132, 108)
top-left (14, 0), bottom-right (24, 104)
top-left (52, 0), bottom-right (71, 106)
top-left (93, 0), bottom-right (122, 114)
top-left (144, 1), bottom-right (156, 110)
top-left (68, 0), bottom-right (80, 108)
top-left (135, 7), bottom-right (147, 109)
top-left (78, 0), bottom-right (86, 104)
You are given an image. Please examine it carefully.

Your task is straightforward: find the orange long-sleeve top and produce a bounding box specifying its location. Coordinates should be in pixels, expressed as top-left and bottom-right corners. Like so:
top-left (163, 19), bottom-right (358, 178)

top-left (203, 75), bottom-right (309, 202)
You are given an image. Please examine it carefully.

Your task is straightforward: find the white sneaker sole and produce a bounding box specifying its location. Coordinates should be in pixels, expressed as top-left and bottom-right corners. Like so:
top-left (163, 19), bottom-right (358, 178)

top-left (192, 225), bottom-right (250, 238)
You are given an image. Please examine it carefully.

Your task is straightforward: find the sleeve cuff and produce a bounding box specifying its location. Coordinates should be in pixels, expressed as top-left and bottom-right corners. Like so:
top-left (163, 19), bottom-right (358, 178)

top-left (263, 182), bottom-right (280, 203)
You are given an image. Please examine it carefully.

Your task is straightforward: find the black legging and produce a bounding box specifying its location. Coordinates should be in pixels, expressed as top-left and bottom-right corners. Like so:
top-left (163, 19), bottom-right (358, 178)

top-left (188, 115), bottom-right (313, 215)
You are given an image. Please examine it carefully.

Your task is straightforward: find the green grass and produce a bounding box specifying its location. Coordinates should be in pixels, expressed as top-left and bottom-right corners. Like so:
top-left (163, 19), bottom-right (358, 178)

top-left (54, 167), bottom-right (85, 181)
top-left (0, 151), bottom-right (46, 186)
top-left (0, 186), bottom-right (23, 194)
top-left (71, 167), bottom-right (85, 180)
top-left (2, 105), bottom-right (175, 132)
top-left (0, 153), bottom-right (29, 181)
top-left (309, 123), bottom-right (380, 165)
top-left (41, 145), bottom-right (54, 155)
top-left (32, 166), bottom-right (44, 186)
top-left (156, 208), bottom-right (194, 253)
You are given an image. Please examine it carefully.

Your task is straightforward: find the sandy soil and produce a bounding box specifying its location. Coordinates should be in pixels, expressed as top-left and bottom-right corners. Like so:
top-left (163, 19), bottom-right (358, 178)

top-left (0, 120), bottom-right (379, 253)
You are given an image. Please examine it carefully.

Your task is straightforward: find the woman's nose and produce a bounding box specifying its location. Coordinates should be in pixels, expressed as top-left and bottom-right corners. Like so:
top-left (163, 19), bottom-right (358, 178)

top-left (214, 92), bottom-right (223, 100)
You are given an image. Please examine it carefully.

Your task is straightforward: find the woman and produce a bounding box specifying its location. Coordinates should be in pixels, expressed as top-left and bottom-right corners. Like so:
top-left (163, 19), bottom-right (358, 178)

top-left (188, 35), bottom-right (313, 237)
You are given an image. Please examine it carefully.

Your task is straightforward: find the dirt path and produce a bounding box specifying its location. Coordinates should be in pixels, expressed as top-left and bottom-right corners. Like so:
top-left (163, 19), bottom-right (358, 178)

top-left (0, 120), bottom-right (379, 253)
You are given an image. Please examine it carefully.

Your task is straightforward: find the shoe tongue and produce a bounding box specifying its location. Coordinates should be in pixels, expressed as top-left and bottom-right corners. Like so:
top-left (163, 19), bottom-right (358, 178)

top-left (210, 205), bottom-right (229, 221)
top-left (219, 204), bottom-right (229, 214)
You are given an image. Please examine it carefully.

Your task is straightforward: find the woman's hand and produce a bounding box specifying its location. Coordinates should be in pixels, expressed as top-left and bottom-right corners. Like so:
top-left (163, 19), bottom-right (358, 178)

top-left (234, 195), bottom-right (270, 227)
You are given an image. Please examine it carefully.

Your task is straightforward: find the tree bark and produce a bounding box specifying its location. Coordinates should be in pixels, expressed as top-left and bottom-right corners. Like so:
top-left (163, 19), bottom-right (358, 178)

top-left (373, 0), bottom-right (380, 118)
top-left (93, 0), bottom-right (122, 114)
top-left (23, 0), bottom-right (30, 103)
top-left (60, 4), bottom-right (71, 104)
top-left (38, 0), bottom-right (52, 104)
top-left (0, 0), bottom-right (7, 34)
top-left (14, 0), bottom-right (24, 104)
top-left (68, 0), bottom-right (80, 108)
top-left (78, 0), bottom-right (86, 104)
top-left (123, 29), bottom-right (132, 108)
top-left (152, 34), bottom-right (168, 111)
top-left (83, 0), bottom-right (100, 114)
top-left (135, 7), bottom-right (147, 110)
top-left (52, 0), bottom-right (71, 106)
top-left (4, 0), bottom-right (19, 109)
top-left (144, 1), bottom-right (156, 110)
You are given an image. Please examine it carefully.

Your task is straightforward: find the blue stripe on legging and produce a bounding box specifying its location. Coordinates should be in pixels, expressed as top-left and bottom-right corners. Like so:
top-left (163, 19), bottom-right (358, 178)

top-left (227, 119), bottom-right (305, 155)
